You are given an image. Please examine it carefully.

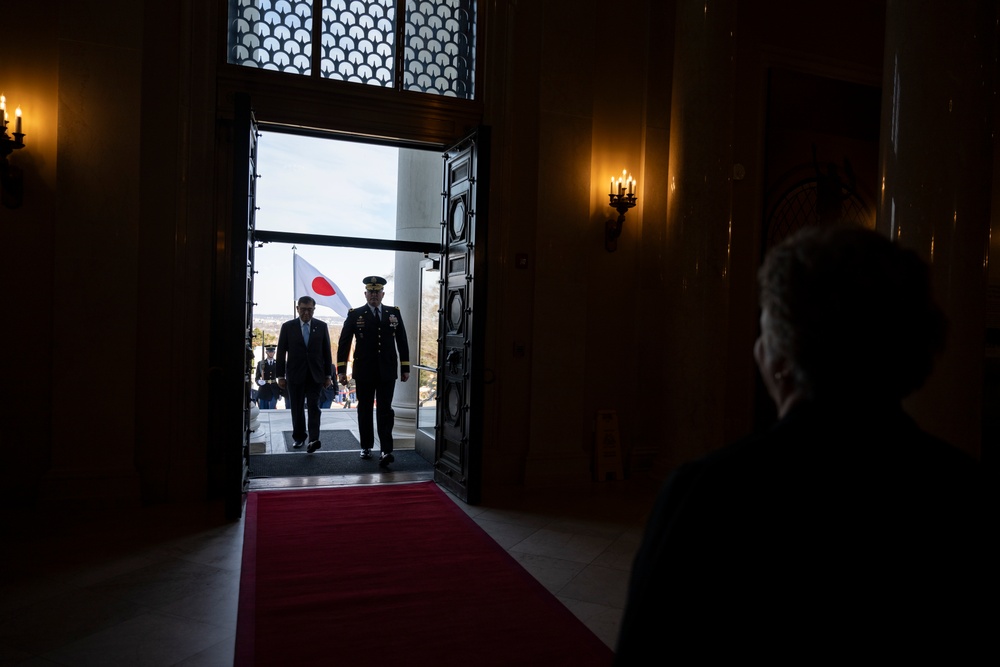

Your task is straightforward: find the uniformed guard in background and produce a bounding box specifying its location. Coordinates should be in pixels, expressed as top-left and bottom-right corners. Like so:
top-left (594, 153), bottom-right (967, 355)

top-left (255, 345), bottom-right (281, 409)
top-left (337, 276), bottom-right (410, 468)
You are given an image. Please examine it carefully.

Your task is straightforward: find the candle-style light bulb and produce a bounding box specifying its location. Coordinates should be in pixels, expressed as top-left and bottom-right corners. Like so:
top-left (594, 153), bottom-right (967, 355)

top-left (14, 106), bottom-right (21, 135)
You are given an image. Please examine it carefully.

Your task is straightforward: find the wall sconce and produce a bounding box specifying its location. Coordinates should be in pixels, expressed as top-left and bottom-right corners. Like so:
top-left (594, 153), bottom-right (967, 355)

top-left (1, 93), bottom-right (26, 209)
top-left (606, 169), bottom-right (637, 252)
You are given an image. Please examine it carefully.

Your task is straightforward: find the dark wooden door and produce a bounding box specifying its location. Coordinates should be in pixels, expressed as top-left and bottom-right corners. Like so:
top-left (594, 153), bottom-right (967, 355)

top-left (223, 92), bottom-right (259, 519)
top-left (434, 128), bottom-right (489, 504)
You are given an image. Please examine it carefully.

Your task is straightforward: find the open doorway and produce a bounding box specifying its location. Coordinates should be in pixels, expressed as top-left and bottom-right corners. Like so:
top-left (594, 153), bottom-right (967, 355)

top-left (247, 130), bottom-right (443, 489)
top-left (220, 103), bottom-right (488, 510)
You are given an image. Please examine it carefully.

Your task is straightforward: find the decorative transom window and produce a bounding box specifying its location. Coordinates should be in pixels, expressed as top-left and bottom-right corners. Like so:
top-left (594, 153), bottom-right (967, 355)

top-left (227, 0), bottom-right (477, 99)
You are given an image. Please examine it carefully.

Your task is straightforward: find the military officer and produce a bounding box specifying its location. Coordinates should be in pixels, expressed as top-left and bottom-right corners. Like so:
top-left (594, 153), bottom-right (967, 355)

top-left (337, 276), bottom-right (410, 467)
top-left (255, 345), bottom-right (281, 409)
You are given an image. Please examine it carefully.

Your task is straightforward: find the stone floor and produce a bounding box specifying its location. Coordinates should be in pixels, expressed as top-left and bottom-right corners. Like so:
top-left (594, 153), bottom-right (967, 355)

top-left (0, 406), bottom-right (661, 665)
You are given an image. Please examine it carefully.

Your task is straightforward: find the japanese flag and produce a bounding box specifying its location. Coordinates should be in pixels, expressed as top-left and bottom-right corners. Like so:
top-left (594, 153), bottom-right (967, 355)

top-left (293, 254), bottom-right (353, 318)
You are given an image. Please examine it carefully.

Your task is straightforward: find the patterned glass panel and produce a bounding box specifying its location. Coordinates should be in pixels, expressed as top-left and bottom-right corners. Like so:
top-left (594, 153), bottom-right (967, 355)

top-left (403, 0), bottom-right (476, 99)
top-left (229, 0), bottom-right (315, 75)
top-left (320, 0), bottom-right (397, 85)
top-left (228, 0), bottom-right (477, 99)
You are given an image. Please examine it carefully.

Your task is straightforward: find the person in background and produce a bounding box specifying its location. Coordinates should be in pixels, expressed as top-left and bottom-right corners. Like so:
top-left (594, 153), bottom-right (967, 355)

top-left (614, 224), bottom-right (988, 664)
top-left (255, 345), bottom-right (280, 409)
top-left (319, 378), bottom-right (338, 409)
top-left (276, 296), bottom-right (334, 453)
top-left (337, 276), bottom-right (410, 467)
top-left (341, 376), bottom-right (356, 409)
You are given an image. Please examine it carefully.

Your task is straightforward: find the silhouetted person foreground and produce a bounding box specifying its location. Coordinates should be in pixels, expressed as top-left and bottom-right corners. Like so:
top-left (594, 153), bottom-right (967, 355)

top-left (615, 225), bottom-right (988, 664)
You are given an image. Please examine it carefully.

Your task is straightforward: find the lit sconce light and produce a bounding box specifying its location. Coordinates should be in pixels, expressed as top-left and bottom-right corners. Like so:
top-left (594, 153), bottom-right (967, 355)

top-left (1, 92), bottom-right (27, 209)
top-left (606, 168), bottom-right (637, 252)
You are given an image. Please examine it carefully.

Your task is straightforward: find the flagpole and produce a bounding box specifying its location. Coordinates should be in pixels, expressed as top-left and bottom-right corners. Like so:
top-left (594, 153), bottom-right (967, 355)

top-left (291, 245), bottom-right (298, 318)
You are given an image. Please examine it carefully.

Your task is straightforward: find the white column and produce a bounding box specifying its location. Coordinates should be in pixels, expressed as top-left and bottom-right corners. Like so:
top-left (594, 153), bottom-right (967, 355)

top-left (392, 148), bottom-right (442, 446)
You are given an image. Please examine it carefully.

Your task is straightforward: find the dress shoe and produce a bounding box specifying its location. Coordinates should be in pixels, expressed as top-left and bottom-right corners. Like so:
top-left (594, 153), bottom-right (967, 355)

top-left (292, 440), bottom-right (305, 449)
top-left (306, 440), bottom-right (322, 453)
top-left (378, 452), bottom-right (395, 468)
top-left (360, 449), bottom-right (372, 460)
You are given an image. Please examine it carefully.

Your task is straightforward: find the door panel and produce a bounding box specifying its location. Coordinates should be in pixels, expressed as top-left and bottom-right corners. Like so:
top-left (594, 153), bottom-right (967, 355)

top-left (223, 92), bottom-right (258, 519)
top-left (414, 256), bottom-right (441, 459)
top-left (434, 128), bottom-right (489, 504)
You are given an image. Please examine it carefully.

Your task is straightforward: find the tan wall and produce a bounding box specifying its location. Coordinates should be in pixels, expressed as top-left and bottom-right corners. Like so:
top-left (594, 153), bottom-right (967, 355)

top-left (2, 4), bottom-right (59, 502)
top-left (3, 0), bottom-right (219, 507)
top-left (480, 0), bottom-right (679, 488)
top-left (4, 1), bottom-right (147, 505)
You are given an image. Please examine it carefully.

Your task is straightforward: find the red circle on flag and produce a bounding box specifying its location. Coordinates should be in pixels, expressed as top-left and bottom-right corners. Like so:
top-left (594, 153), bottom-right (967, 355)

top-left (311, 277), bottom-right (335, 297)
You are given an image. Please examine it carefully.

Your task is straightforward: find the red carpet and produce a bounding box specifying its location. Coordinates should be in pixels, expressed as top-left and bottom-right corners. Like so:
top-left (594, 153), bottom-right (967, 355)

top-left (236, 481), bottom-right (614, 666)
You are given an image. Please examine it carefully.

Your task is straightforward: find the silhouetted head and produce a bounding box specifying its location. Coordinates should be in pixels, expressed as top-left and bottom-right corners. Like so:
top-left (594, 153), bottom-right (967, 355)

top-left (754, 224), bottom-right (946, 414)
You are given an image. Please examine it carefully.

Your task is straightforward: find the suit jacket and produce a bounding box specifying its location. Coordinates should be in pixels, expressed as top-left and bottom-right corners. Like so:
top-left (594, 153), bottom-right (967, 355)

top-left (614, 400), bottom-right (987, 664)
top-left (276, 317), bottom-right (333, 385)
top-left (337, 305), bottom-right (410, 384)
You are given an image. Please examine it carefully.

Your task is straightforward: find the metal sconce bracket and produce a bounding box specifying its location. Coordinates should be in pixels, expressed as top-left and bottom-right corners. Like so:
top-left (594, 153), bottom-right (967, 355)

top-left (606, 193), bottom-right (637, 252)
top-left (1, 128), bottom-right (25, 209)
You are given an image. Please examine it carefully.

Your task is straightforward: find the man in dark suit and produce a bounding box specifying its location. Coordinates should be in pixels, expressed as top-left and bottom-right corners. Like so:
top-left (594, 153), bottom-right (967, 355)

top-left (614, 226), bottom-right (988, 664)
top-left (255, 345), bottom-right (280, 409)
top-left (337, 276), bottom-right (410, 468)
top-left (276, 296), bottom-right (334, 453)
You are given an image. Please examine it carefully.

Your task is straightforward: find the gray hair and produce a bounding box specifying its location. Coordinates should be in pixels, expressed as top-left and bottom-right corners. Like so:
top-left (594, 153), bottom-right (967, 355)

top-left (757, 224), bottom-right (947, 403)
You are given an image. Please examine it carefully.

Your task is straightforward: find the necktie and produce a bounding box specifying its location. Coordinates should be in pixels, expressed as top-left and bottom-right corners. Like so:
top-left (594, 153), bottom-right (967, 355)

top-left (374, 308), bottom-right (380, 322)
top-left (302, 322), bottom-right (310, 345)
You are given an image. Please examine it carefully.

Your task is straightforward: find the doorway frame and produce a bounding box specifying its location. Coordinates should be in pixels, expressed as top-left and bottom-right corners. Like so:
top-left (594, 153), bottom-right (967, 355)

top-left (219, 120), bottom-right (481, 517)
top-left (253, 126), bottom-right (444, 489)
top-left (211, 1), bottom-right (492, 518)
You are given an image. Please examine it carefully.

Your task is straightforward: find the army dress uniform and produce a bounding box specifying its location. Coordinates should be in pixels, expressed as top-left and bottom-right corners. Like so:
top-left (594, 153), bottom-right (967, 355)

top-left (337, 276), bottom-right (410, 465)
top-left (255, 347), bottom-right (281, 409)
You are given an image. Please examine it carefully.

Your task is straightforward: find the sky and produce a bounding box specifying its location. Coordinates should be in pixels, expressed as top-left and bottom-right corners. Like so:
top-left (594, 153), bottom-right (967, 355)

top-left (252, 132), bottom-right (403, 318)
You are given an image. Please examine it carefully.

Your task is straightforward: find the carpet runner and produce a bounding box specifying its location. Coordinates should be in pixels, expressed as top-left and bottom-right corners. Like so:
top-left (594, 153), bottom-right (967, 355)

top-left (236, 481), bottom-right (613, 666)
top-left (247, 430), bottom-right (434, 477)
top-left (249, 450), bottom-right (432, 478)
top-left (281, 429), bottom-right (361, 453)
